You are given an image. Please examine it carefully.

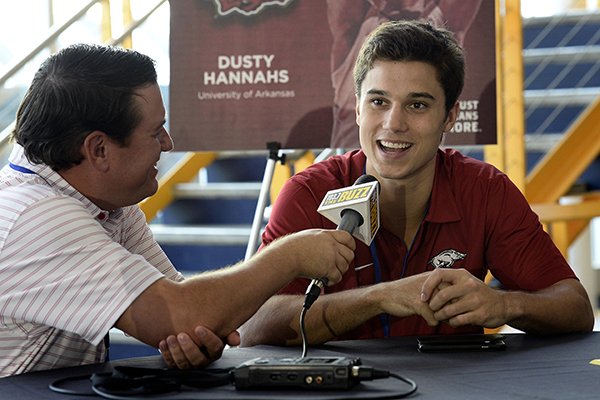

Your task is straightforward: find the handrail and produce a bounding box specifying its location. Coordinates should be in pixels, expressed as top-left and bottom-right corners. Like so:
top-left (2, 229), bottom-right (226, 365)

top-left (0, 0), bottom-right (102, 156)
top-left (531, 193), bottom-right (600, 256)
top-left (526, 95), bottom-right (600, 204)
top-left (110, 0), bottom-right (168, 46)
top-left (0, 0), bottom-right (100, 88)
top-left (532, 198), bottom-right (600, 222)
top-left (0, 122), bottom-right (14, 150)
top-left (0, 0), bottom-right (168, 87)
top-left (0, 0), bottom-right (169, 161)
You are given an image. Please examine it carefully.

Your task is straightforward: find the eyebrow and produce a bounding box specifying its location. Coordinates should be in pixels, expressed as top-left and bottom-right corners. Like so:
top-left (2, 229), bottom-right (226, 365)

top-left (365, 89), bottom-right (437, 101)
top-left (408, 91), bottom-right (436, 101)
top-left (365, 88), bottom-right (388, 97)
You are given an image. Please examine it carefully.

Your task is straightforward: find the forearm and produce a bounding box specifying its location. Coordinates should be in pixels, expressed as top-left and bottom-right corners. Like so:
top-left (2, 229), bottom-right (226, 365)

top-left (183, 253), bottom-right (300, 336)
top-left (240, 287), bottom-right (382, 347)
top-left (239, 295), bottom-right (304, 346)
top-left (118, 241), bottom-right (301, 346)
top-left (304, 287), bottom-right (382, 344)
top-left (504, 279), bottom-right (594, 335)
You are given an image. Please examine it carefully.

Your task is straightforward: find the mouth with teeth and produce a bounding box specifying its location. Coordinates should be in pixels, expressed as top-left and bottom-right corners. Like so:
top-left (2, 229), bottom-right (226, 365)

top-left (378, 140), bottom-right (412, 152)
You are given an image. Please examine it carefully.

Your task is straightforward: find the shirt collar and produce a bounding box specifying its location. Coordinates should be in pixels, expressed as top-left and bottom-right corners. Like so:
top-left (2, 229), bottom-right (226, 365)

top-left (8, 144), bottom-right (115, 221)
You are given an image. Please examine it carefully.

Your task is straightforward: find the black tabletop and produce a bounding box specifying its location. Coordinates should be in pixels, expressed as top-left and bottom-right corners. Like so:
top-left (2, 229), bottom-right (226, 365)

top-left (3, 333), bottom-right (600, 399)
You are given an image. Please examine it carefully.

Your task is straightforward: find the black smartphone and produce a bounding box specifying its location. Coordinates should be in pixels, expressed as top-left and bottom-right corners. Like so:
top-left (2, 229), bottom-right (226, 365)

top-left (417, 334), bottom-right (507, 352)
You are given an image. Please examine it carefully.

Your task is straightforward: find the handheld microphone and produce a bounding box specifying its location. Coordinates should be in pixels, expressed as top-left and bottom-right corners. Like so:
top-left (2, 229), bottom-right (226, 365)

top-left (304, 175), bottom-right (380, 309)
top-left (318, 174), bottom-right (380, 245)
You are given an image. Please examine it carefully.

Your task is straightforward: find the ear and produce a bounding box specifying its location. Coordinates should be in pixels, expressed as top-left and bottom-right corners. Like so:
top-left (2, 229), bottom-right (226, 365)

top-left (82, 131), bottom-right (111, 172)
top-left (443, 102), bottom-right (460, 132)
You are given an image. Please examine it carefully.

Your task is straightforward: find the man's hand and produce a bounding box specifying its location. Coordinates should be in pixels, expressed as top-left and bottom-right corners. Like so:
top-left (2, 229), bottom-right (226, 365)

top-left (159, 327), bottom-right (240, 369)
top-left (374, 272), bottom-right (438, 326)
top-left (420, 268), bottom-right (507, 328)
top-left (276, 229), bottom-right (356, 285)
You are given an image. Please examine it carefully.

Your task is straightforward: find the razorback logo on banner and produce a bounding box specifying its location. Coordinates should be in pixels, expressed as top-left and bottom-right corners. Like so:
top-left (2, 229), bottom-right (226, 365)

top-left (214, 0), bottom-right (293, 16)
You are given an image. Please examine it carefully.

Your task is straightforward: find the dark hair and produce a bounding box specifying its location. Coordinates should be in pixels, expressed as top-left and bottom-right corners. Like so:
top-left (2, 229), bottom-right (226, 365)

top-left (353, 20), bottom-right (465, 114)
top-left (13, 43), bottom-right (157, 170)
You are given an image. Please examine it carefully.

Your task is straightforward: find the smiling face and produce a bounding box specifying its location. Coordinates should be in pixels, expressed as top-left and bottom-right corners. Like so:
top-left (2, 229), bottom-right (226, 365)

top-left (107, 83), bottom-right (173, 208)
top-left (356, 60), bottom-right (458, 185)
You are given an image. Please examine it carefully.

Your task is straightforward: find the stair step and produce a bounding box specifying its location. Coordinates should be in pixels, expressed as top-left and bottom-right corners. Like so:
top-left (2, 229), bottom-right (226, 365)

top-left (523, 11), bottom-right (600, 27)
top-left (525, 87), bottom-right (600, 106)
top-left (523, 45), bottom-right (600, 63)
top-left (525, 133), bottom-right (564, 152)
top-left (150, 224), bottom-right (252, 245)
top-left (523, 12), bottom-right (600, 49)
top-left (173, 182), bottom-right (262, 199)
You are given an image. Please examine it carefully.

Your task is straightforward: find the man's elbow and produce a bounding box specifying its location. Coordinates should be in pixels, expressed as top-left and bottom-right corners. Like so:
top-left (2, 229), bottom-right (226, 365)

top-left (578, 298), bottom-right (595, 333)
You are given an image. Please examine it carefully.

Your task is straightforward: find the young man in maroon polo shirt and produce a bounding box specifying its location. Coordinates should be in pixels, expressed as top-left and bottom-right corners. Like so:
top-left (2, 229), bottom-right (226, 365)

top-left (236, 19), bottom-right (593, 346)
top-left (164, 20), bottom-right (593, 366)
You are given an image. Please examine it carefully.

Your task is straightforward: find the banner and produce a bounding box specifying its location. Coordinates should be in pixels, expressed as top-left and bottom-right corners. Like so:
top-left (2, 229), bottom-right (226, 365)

top-left (170, 0), bottom-right (496, 151)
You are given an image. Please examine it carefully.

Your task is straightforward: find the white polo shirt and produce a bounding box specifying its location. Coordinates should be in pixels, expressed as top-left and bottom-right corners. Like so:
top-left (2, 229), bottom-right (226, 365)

top-left (0, 145), bottom-right (183, 377)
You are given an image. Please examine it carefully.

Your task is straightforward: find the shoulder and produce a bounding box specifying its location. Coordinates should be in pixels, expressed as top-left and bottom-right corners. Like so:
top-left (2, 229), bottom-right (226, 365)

top-left (431, 149), bottom-right (527, 223)
top-left (438, 148), bottom-right (518, 196)
top-left (0, 175), bottom-right (85, 223)
top-left (121, 204), bottom-right (148, 222)
top-left (0, 171), bottom-right (55, 200)
top-left (440, 148), bottom-right (506, 181)
top-left (0, 175), bottom-right (94, 241)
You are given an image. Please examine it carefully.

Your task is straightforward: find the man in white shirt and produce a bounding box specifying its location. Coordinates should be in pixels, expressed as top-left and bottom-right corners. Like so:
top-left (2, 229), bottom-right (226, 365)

top-left (0, 43), bottom-right (356, 377)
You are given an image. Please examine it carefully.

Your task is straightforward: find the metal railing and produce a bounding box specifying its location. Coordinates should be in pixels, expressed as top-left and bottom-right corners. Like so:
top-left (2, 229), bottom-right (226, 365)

top-left (0, 0), bottom-right (168, 164)
top-left (0, 0), bottom-right (101, 88)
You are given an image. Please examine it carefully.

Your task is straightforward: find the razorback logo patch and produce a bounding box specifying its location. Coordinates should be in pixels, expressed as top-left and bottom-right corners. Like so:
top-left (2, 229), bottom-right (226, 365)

top-left (429, 249), bottom-right (467, 268)
top-left (214, 0), bottom-right (293, 16)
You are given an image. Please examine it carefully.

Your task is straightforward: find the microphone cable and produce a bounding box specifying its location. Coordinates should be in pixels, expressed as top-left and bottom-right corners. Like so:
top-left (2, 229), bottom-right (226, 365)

top-left (301, 277), bottom-right (327, 357)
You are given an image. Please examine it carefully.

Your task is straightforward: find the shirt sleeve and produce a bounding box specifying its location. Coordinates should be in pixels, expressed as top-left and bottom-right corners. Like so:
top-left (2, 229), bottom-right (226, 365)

top-left (484, 175), bottom-right (577, 290)
top-left (120, 205), bottom-right (183, 282)
top-left (0, 196), bottom-right (165, 345)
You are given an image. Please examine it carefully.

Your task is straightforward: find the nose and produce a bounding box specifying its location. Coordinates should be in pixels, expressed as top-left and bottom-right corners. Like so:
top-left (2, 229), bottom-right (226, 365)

top-left (160, 128), bottom-right (174, 152)
top-left (382, 104), bottom-right (407, 133)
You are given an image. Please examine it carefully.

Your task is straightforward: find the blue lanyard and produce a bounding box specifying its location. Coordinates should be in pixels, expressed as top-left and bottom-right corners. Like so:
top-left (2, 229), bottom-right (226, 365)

top-left (369, 241), bottom-right (390, 337)
top-left (362, 166), bottom-right (390, 336)
top-left (9, 162), bottom-right (36, 174)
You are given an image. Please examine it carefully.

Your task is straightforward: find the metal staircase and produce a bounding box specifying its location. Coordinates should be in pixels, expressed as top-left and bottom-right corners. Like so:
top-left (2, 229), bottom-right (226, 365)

top-left (522, 12), bottom-right (600, 184)
top-left (150, 153), bottom-right (267, 272)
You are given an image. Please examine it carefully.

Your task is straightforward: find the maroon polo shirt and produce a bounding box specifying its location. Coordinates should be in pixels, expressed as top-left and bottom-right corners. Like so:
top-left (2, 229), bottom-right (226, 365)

top-left (262, 149), bottom-right (576, 339)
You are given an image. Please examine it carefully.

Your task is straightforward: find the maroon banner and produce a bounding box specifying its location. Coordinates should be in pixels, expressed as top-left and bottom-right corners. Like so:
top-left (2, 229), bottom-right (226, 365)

top-left (170, 0), bottom-right (496, 151)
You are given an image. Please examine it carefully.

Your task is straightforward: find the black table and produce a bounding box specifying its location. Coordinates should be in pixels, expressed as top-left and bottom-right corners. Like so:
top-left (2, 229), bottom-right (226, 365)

top-left (3, 333), bottom-right (600, 399)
